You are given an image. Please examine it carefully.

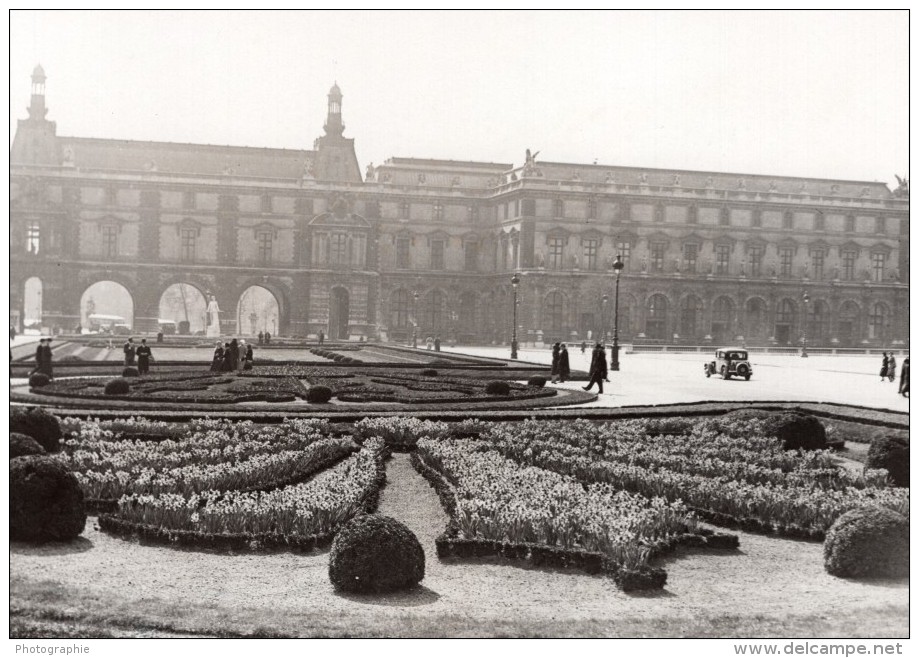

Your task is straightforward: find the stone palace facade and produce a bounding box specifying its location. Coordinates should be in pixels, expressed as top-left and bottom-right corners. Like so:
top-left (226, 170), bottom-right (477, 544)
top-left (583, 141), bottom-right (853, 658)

top-left (10, 67), bottom-right (910, 347)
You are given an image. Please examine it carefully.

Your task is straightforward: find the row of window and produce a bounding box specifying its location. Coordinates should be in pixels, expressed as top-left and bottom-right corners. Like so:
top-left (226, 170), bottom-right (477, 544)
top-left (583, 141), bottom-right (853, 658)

top-left (394, 238), bottom-right (479, 271)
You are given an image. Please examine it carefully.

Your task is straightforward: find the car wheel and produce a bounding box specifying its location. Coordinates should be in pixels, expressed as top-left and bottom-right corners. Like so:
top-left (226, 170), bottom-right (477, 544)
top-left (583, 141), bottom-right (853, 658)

top-left (744, 374), bottom-right (751, 381)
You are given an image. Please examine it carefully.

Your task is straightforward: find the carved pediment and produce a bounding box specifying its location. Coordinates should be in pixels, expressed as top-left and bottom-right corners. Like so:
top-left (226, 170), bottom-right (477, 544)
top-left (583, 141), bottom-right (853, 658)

top-left (309, 211), bottom-right (371, 229)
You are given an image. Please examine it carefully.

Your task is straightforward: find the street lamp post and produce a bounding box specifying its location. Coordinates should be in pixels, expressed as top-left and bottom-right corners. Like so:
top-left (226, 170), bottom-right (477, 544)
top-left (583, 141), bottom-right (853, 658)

top-left (411, 291), bottom-right (419, 349)
top-left (601, 294), bottom-right (609, 342)
top-left (510, 273), bottom-right (520, 359)
top-left (801, 290), bottom-right (809, 358)
top-left (611, 254), bottom-right (624, 371)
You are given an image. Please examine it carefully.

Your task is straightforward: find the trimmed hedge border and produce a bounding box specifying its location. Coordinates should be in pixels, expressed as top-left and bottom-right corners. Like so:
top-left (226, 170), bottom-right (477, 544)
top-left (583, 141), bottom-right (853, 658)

top-left (82, 443), bottom-right (359, 514)
top-left (409, 451), bottom-right (737, 592)
top-left (97, 444), bottom-right (389, 552)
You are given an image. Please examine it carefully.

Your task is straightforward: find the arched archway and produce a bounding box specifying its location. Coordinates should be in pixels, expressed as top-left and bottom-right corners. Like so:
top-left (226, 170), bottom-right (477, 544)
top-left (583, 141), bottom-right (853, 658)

top-left (711, 296), bottom-right (734, 343)
top-left (807, 299), bottom-right (830, 345)
top-left (390, 289), bottom-right (411, 330)
top-left (745, 297), bottom-right (768, 343)
top-left (774, 298), bottom-right (797, 345)
top-left (837, 301), bottom-right (860, 346)
top-left (646, 294), bottom-right (669, 340)
top-left (237, 286), bottom-right (279, 336)
top-left (420, 289), bottom-right (447, 338)
top-left (23, 277), bottom-right (43, 332)
top-left (458, 291), bottom-right (478, 339)
top-left (81, 281), bottom-right (135, 331)
top-left (329, 287), bottom-right (350, 340)
top-left (679, 295), bottom-right (703, 340)
top-left (158, 283), bottom-right (208, 335)
top-left (543, 290), bottom-right (566, 341)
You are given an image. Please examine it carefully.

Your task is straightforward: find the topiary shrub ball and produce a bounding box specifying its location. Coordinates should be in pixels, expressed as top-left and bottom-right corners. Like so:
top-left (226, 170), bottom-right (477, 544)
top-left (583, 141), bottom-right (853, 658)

top-left (10, 433), bottom-right (47, 459)
top-left (527, 375), bottom-right (547, 388)
top-left (28, 372), bottom-right (50, 388)
top-left (485, 380), bottom-right (511, 396)
top-left (10, 406), bottom-right (62, 453)
top-left (866, 436), bottom-right (909, 487)
top-left (307, 385), bottom-right (333, 404)
top-left (122, 366), bottom-right (139, 378)
top-left (762, 412), bottom-right (827, 451)
top-left (329, 514), bottom-right (425, 593)
top-left (824, 507), bottom-right (909, 579)
top-left (104, 378), bottom-right (131, 395)
top-left (10, 455), bottom-right (87, 542)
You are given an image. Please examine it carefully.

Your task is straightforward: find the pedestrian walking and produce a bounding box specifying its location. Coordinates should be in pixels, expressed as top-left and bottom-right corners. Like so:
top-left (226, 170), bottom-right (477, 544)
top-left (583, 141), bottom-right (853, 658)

top-left (558, 344), bottom-right (571, 383)
top-left (123, 337), bottom-right (136, 366)
top-left (550, 342), bottom-right (561, 383)
top-left (582, 342), bottom-right (608, 394)
top-left (887, 354), bottom-right (897, 382)
top-left (42, 338), bottom-right (54, 379)
top-left (580, 341), bottom-right (587, 354)
top-left (210, 341), bottom-right (224, 371)
top-left (244, 342), bottom-right (254, 370)
top-left (898, 357), bottom-right (909, 397)
top-left (136, 338), bottom-right (153, 375)
top-left (318, 329), bottom-right (324, 346)
top-left (34, 338), bottom-right (45, 375)
top-left (880, 352), bottom-right (889, 381)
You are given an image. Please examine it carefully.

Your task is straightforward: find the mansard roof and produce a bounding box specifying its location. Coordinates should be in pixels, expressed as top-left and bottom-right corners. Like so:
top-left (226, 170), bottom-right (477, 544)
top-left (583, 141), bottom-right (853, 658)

top-left (52, 136), bottom-right (316, 179)
top-left (375, 157), bottom-right (511, 188)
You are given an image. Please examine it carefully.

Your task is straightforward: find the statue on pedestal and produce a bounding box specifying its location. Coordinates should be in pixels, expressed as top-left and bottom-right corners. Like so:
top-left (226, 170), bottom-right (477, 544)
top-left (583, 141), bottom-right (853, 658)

top-left (206, 295), bottom-right (221, 338)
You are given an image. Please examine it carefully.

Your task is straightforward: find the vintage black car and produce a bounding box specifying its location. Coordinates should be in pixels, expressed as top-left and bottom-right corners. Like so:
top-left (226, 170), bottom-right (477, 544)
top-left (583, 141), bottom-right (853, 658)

top-left (704, 348), bottom-right (753, 380)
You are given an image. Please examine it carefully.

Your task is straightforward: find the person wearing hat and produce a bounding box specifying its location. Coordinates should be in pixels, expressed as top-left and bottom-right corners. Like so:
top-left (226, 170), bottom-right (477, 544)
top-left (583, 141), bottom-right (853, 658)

top-left (211, 341), bottom-right (224, 371)
top-left (582, 342), bottom-right (608, 394)
top-left (123, 337), bottom-right (136, 366)
top-left (136, 338), bottom-right (153, 375)
top-left (899, 357), bottom-right (910, 397)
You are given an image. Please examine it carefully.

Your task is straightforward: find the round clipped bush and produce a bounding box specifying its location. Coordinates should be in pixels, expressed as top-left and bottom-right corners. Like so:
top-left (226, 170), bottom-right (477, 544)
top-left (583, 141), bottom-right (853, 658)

top-left (824, 507), bottom-right (909, 578)
top-left (527, 375), bottom-right (547, 388)
top-left (307, 385), bottom-right (333, 403)
top-left (866, 436), bottom-right (909, 487)
top-left (104, 378), bottom-right (131, 395)
top-left (421, 369), bottom-right (438, 377)
top-left (10, 433), bottom-right (46, 459)
top-left (122, 366), bottom-right (139, 378)
top-left (10, 406), bottom-right (62, 453)
top-left (762, 412), bottom-right (827, 451)
top-left (485, 380), bottom-right (511, 396)
top-left (10, 455), bottom-right (87, 542)
top-left (329, 514), bottom-right (425, 593)
top-left (28, 372), bottom-right (50, 388)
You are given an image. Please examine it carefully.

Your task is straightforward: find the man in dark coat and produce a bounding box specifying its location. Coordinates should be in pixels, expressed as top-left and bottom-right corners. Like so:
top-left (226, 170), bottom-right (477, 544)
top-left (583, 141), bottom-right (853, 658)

top-left (434, 335), bottom-right (441, 352)
top-left (582, 343), bottom-right (608, 394)
top-left (318, 330), bottom-right (324, 345)
top-left (211, 342), bottom-right (224, 372)
top-left (550, 342), bottom-right (561, 383)
top-left (880, 352), bottom-right (890, 381)
top-left (43, 338), bottom-right (54, 379)
top-left (244, 342), bottom-right (254, 370)
top-left (34, 338), bottom-right (47, 376)
top-left (221, 342), bottom-right (233, 371)
top-left (123, 338), bottom-right (136, 366)
top-left (558, 344), bottom-right (571, 383)
top-left (136, 338), bottom-right (152, 375)
top-left (898, 357), bottom-right (909, 397)
top-left (228, 338), bottom-right (239, 371)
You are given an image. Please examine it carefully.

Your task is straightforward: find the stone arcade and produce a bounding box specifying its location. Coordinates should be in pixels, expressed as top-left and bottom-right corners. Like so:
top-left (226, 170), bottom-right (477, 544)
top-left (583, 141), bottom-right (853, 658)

top-left (10, 66), bottom-right (909, 347)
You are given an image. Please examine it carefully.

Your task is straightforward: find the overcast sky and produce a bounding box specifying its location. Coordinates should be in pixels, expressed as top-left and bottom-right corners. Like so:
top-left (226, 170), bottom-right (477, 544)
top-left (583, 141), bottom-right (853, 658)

top-left (10, 10), bottom-right (908, 185)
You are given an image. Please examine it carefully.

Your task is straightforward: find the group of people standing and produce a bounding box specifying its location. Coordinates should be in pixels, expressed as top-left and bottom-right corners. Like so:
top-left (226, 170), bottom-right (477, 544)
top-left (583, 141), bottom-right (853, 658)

top-left (256, 331), bottom-right (272, 346)
top-left (122, 337), bottom-right (153, 374)
top-left (880, 352), bottom-right (909, 397)
top-left (550, 342), bottom-right (571, 383)
top-left (32, 337), bottom-right (54, 379)
top-left (211, 338), bottom-right (253, 372)
top-left (551, 341), bottom-right (610, 393)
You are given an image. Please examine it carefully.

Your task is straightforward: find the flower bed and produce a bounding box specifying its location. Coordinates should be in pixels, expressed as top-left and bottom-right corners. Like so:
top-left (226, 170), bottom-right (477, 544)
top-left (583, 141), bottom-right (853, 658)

top-left (480, 419), bottom-right (909, 539)
top-left (411, 437), bottom-right (733, 590)
top-left (99, 438), bottom-right (388, 552)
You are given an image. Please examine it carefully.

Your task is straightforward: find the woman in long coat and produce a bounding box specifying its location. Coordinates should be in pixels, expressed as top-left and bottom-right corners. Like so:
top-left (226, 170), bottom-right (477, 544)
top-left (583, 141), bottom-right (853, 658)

top-left (210, 342), bottom-right (224, 372)
top-left (558, 344), bottom-right (571, 383)
top-left (220, 342), bottom-right (233, 372)
top-left (550, 342), bottom-right (561, 383)
top-left (899, 358), bottom-right (909, 397)
top-left (887, 354), bottom-right (897, 382)
top-left (880, 352), bottom-right (889, 381)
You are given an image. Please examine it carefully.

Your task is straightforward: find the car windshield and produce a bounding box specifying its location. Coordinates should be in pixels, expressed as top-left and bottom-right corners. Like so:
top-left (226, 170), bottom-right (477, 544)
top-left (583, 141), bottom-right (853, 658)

top-left (727, 351), bottom-right (747, 360)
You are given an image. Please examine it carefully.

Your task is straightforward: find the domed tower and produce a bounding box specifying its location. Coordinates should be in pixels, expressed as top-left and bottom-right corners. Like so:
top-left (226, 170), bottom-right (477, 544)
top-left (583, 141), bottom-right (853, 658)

top-left (11, 65), bottom-right (59, 165)
top-left (313, 82), bottom-right (361, 183)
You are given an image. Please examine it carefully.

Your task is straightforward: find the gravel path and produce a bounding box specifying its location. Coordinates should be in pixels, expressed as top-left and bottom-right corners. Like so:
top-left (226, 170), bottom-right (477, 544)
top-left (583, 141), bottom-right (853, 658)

top-left (10, 456), bottom-right (908, 637)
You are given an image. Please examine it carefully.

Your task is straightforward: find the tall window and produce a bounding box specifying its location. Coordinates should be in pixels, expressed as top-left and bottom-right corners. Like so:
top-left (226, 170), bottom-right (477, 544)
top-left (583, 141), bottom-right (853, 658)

top-left (646, 294), bottom-right (668, 340)
top-left (180, 228), bottom-right (196, 262)
top-left (101, 225), bottom-right (118, 258)
top-left (810, 250), bottom-right (825, 279)
top-left (680, 296), bottom-right (703, 337)
top-left (875, 216), bottom-right (886, 234)
top-left (467, 205), bottom-right (478, 223)
top-left (683, 243), bottom-right (698, 273)
top-left (330, 233), bottom-right (349, 265)
top-left (400, 201), bottom-right (411, 218)
top-left (500, 237), bottom-right (508, 270)
top-left (842, 250), bottom-right (856, 280)
top-left (650, 242), bottom-right (666, 272)
top-left (845, 215), bottom-right (855, 233)
top-left (554, 199), bottom-right (565, 218)
top-left (547, 237), bottom-right (564, 269)
top-left (430, 240), bottom-right (445, 270)
top-left (687, 205), bottom-right (698, 225)
top-left (779, 247), bottom-right (794, 277)
top-left (396, 238), bottom-right (411, 269)
top-left (423, 290), bottom-right (445, 332)
top-left (587, 197), bottom-right (596, 220)
top-left (719, 207), bottom-right (730, 226)
top-left (433, 201), bottom-right (444, 221)
top-left (183, 191), bottom-right (196, 210)
top-left (511, 237), bottom-right (519, 270)
top-left (654, 203), bottom-right (665, 222)
top-left (464, 242), bottom-right (478, 272)
top-left (749, 246), bottom-right (763, 277)
top-left (715, 245), bottom-right (730, 274)
top-left (783, 211), bottom-right (793, 230)
top-left (391, 289), bottom-right (410, 328)
top-left (617, 241), bottom-right (632, 271)
top-left (752, 209), bottom-right (762, 228)
top-left (106, 186), bottom-right (117, 206)
top-left (583, 239), bottom-right (599, 270)
top-left (26, 223), bottom-right (40, 254)
top-left (871, 252), bottom-right (886, 282)
top-left (514, 200), bottom-right (520, 217)
top-left (257, 231), bottom-right (273, 264)
top-left (545, 291), bottom-right (565, 334)
top-left (261, 195), bottom-right (272, 213)
top-left (814, 211), bottom-right (825, 231)
top-left (868, 303), bottom-right (887, 340)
